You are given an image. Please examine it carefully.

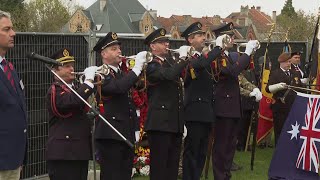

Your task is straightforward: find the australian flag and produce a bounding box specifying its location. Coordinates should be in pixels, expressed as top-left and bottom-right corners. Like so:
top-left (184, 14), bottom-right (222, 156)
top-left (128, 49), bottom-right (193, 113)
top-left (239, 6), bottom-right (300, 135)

top-left (269, 92), bottom-right (320, 180)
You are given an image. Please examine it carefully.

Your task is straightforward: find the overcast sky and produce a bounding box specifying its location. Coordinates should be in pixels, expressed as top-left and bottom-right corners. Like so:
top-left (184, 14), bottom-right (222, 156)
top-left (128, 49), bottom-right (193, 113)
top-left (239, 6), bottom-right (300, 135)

top-left (75, 0), bottom-right (319, 17)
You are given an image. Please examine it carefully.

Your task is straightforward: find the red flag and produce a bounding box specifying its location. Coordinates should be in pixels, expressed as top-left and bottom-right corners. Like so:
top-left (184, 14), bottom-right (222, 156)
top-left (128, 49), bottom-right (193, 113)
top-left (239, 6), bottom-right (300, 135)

top-left (256, 48), bottom-right (274, 143)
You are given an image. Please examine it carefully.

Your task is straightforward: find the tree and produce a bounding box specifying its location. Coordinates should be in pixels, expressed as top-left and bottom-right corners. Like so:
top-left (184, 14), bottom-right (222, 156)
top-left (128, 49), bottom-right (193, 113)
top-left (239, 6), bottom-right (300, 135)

top-left (277, 10), bottom-right (317, 42)
top-left (280, 0), bottom-right (297, 17)
top-left (0, 0), bottom-right (29, 31)
top-left (24, 0), bottom-right (71, 32)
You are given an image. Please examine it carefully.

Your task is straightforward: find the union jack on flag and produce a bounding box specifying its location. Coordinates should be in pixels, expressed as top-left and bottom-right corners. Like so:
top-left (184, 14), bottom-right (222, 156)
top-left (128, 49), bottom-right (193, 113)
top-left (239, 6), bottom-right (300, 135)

top-left (296, 97), bottom-right (320, 173)
top-left (269, 92), bottom-right (320, 179)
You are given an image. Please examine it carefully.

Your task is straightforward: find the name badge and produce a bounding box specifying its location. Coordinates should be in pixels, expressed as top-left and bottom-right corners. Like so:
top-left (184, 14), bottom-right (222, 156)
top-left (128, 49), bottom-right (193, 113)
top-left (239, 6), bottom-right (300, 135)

top-left (19, 80), bottom-right (24, 90)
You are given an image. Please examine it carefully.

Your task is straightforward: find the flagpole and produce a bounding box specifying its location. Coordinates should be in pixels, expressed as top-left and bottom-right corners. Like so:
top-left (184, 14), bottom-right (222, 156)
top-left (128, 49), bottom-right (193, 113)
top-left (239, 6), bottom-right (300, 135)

top-left (250, 23), bottom-right (276, 171)
top-left (308, 8), bottom-right (320, 83)
top-left (286, 85), bottom-right (320, 94)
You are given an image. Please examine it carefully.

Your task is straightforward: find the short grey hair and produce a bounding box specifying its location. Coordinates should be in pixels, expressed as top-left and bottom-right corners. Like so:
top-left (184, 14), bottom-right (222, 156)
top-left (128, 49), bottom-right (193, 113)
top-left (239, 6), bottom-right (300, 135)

top-left (0, 10), bottom-right (11, 20)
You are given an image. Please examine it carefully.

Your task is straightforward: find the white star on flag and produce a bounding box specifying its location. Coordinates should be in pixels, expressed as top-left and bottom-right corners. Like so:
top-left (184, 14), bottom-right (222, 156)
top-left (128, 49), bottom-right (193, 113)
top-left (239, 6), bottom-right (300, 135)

top-left (287, 121), bottom-right (300, 140)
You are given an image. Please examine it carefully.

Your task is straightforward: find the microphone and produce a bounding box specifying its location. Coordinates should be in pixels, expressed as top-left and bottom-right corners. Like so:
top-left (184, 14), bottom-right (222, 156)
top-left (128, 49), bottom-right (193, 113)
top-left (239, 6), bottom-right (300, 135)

top-left (26, 52), bottom-right (62, 66)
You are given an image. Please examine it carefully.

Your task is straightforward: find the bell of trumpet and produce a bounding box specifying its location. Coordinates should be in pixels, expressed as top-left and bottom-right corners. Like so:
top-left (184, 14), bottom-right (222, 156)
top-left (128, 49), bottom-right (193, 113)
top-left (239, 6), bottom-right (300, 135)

top-left (236, 41), bottom-right (261, 53)
top-left (72, 64), bottom-right (110, 84)
top-left (119, 52), bottom-right (153, 69)
top-left (166, 46), bottom-right (196, 58)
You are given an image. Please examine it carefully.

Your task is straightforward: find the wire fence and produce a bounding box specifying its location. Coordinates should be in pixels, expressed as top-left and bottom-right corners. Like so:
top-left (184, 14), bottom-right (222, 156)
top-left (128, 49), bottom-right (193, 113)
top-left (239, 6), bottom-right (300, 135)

top-left (4, 32), bottom-right (307, 179)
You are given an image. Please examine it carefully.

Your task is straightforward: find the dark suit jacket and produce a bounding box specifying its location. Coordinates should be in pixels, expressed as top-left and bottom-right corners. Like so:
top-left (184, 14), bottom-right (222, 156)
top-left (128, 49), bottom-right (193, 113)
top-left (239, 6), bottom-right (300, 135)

top-left (94, 69), bottom-right (138, 143)
top-left (0, 60), bottom-right (27, 170)
top-left (290, 64), bottom-right (305, 78)
top-left (267, 68), bottom-right (303, 112)
top-left (46, 81), bottom-right (94, 160)
top-left (184, 46), bottom-right (222, 123)
top-left (145, 56), bottom-right (187, 133)
top-left (214, 52), bottom-right (251, 118)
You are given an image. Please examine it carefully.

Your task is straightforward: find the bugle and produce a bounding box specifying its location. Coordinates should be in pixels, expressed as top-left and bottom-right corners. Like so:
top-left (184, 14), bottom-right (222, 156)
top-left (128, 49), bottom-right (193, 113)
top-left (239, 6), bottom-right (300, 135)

top-left (236, 41), bottom-right (261, 53)
top-left (166, 46), bottom-right (196, 58)
top-left (72, 64), bottom-right (110, 84)
top-left (119, 52), bottom-right (153, 69)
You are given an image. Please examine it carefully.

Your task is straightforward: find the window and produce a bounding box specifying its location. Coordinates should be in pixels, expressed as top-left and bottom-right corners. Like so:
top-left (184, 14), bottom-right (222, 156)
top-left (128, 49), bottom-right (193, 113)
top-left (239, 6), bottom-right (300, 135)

top-left (145, 25), bottom-right (150, 33)
top-left (76, 24), bottom-right (83, 33)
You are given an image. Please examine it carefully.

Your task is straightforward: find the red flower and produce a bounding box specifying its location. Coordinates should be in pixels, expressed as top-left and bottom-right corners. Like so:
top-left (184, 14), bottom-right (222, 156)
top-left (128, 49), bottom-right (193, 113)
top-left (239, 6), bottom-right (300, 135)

top-left (145, 158), bottom-right (150, 165)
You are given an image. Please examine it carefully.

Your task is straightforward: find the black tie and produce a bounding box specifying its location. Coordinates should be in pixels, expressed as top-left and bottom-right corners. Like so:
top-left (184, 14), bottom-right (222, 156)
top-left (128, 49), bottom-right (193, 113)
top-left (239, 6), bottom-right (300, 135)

top-left (285, 70), bottom-right (290, 76)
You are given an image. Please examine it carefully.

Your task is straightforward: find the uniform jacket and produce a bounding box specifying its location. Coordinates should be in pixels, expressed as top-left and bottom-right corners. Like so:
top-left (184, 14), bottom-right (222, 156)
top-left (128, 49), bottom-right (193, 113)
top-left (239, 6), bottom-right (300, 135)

top-left (46, 81), bottom-right (93, 160)
top-left (184, 46), bottom-right (222, 122)
top-left (214, 52), bottom-right (251, 118)
top-left (145, 56), bottom-right (188, 133)
top-left (290, 63), bottom-right (305, 78)
top-left (267, 68), bottom-right (303, 112)
top-left (94, 69), bottom-right (138, 143)
top-left (0, 60), bottom-right (27, 170)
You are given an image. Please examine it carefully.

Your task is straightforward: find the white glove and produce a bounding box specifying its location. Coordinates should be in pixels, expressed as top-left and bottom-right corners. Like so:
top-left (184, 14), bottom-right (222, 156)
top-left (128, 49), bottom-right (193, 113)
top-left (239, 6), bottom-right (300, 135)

top-left (84, 66), bottom-right (98, 81)
top-left (253, 88), bottom-right (262, 102)
top-left (245, 40), bottom-right (259, 56)
top-left (132, 51), bottom-right (148, 76)
top-left (301, 78), bottom-right (309, 84)
top-left (183, 125), bottom-right (187, 139)
top-left (135, 131), bottom-right (140, 143)
top-left (177, 45), bottom-right (192, 59)
top-left (268, 82), bottom-right (287, 94)
top-left (215, 34), bottom-right (228, 49)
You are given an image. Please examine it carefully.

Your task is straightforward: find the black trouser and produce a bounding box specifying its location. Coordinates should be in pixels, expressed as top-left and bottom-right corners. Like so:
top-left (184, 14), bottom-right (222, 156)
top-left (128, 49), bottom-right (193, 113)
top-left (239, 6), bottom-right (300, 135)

top-left (212, 117), bottom-right (239, 180)
top-left (95, 139), bottom-right (134, 180)
top-left (183, 122), bottom-right (211, 180)
top-left (273, 109), bottom-right (290, 146)
top-left (237, 110), bottom-right (252, 150)
top-left (148, 131), bottom-right (182, 180)
top-left (47, 160), bottom-right (88, 180)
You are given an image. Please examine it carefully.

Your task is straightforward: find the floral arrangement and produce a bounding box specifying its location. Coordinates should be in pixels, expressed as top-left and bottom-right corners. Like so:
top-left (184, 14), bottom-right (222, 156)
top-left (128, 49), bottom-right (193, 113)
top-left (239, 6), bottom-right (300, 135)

top-left (132, 142), bottom-right (150, 177)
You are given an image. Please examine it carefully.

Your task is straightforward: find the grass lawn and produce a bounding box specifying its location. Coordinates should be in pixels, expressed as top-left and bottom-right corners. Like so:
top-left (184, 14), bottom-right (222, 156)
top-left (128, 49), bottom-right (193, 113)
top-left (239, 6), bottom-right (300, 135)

top-left (133, 146), bottom-right (274, 180)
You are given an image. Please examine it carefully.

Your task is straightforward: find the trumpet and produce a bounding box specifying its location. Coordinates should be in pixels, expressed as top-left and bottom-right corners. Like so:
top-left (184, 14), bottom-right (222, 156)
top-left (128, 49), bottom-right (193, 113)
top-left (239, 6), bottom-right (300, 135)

top-left (72, 64), bottom-right (110, 84)
top-left (204, 40), bottom-right (216, 51)
top-left (166, 46), bottom-right (196, 58)
top-left (119, 52), bottom-right (153, 69)
top-left (236, 41), bottom-right (261, 53)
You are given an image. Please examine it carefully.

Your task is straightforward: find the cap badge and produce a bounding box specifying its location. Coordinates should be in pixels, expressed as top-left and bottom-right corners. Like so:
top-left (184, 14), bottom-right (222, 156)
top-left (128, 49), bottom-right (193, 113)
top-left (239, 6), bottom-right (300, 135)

top-left (160, 29), bottom-right (165, 36)
top-left (63, 49), bottom-right (69, 57)
top-left (111, 32), bottom-right (118, 40)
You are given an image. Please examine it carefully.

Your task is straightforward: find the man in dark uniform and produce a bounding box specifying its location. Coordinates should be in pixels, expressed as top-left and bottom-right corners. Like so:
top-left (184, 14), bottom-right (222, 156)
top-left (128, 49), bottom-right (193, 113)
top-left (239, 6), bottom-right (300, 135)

top-left (290, 51), bottom-right (304, 78)
top-left (93, 32), bottom-right (145, 180)
top-left (267, 52), bottom-right (304, 146)
top-left (46, 48), bottom-right (98, 180)
top-left (180, 22), bottom-right (224, 180)
top-left (144, 28), bottom-right (189, 180)
top-left (212, 22), bottom-right (259, 180)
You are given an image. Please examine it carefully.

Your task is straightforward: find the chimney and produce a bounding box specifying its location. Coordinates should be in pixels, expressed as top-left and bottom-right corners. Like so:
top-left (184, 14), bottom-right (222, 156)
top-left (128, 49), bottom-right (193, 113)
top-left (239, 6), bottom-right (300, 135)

top-left (100, 0), bottom-right (107, 12)
top-left (272, 11), bottom-right (277, 22)
top-left (257, 6), bottom-right (261, 11)
top-left (251, 6), bottom-right (255, 9)
top-left (149, 9), bottom-right (158, 20)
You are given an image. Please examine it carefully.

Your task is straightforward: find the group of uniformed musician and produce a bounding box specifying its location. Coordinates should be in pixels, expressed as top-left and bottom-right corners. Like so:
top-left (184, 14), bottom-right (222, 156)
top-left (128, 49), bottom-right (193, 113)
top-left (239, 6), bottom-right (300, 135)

top-left (46, 21), bottom-right (306, 180)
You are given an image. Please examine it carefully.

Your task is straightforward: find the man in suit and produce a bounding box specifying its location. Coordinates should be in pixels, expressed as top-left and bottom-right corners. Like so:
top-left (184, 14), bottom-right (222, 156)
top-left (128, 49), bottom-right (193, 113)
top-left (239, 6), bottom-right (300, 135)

top-left (267, 52), bottom-right (304, 146)
top-left (93, 32), bottom-right (145, 180)
top-left (290, 51), bottom-right (304, 78)
top-left (180, 22), bottom-right (224, 180)
top-left (144, 28), bottom-right (189, 180)
top-left (0, 10), bottom-right (27, 180)
top-left (46, 48), bottom-right (98, 180)
top-left (211, 22), bottom-right (259, 180)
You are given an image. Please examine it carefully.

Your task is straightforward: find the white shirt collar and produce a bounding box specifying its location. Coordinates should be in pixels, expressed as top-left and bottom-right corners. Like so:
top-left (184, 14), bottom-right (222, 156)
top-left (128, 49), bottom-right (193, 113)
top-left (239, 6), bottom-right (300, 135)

top-left (155, 55), bottom-right (166, 62)
top-left (0, 56), bottom-right (4, 64)
top-left (108, 64), bottom-right (119, 73)
top-left (280, 67), bottom-right (289, 72)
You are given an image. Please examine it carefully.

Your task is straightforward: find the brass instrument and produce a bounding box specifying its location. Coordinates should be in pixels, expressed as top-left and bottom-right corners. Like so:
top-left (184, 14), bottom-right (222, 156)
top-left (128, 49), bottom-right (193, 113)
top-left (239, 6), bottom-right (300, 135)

top-left (119, 52), bottom-right (153, 69)
top-left (166, 46), bottom-right (196, 59)
top-left (236, 41), bottom-right (261, 53)
top-left (72, 64), bottom-right (110, 84)
top-left (205, 34), bottom-right (233, 50)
